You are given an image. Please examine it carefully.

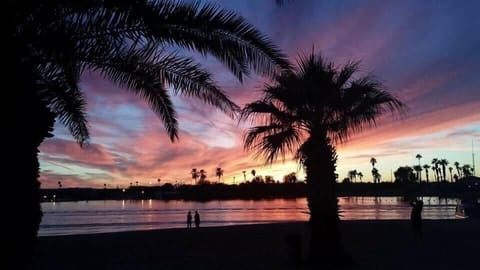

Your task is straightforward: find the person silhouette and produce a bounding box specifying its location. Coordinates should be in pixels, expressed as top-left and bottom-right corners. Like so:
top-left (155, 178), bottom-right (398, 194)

top-left (187, 211), bottom-right (192, 228)
top-left (194, 211), bottom-right (200, 228)
top-left (410, 198), bottom-right (424, 238)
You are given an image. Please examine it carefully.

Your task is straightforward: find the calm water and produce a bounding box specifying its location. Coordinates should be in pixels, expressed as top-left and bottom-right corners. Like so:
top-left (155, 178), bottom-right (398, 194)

top-left (39, 197), bottom-right (460, 236)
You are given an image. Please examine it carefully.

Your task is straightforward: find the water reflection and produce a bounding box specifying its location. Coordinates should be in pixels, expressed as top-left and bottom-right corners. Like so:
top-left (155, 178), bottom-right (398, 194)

top-left (39, 197), bottom-right (460, 236)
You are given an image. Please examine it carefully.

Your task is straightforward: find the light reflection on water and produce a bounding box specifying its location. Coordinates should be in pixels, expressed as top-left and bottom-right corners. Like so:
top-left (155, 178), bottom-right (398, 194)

top-left (39, 197), bottom-right (459, 236)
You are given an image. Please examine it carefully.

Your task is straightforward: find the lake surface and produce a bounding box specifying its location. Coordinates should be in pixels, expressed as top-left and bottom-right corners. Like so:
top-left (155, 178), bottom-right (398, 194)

top-left (39, 196), bottom-right (460, 236)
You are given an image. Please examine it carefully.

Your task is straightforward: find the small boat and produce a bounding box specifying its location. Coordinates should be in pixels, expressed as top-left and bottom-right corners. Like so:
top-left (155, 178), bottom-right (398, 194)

top-left (455, 198), bottom-right (480, 218)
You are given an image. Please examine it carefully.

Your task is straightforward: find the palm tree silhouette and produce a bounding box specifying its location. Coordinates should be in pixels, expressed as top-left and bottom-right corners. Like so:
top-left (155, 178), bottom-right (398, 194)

top-left (448, 166), bottom-right (454, 182)
top-left (423, 164), bottom-right (431, 183)
top-left (191, 168), bottom-right (199, 185)
top-left (413, 165), bottom-right (422, 183)
top-left (8, 3), bottom-right (290, 266)
top-left (454, 161), bottom-right (461, 178)
top-left (348, 170), bottom-right (357, 183)
top-left (242, 170), bottom-right (247, 182)
top-left (462, 164), bottom-right (472, 177)
top-left (372, 168), bottom-right (382, 183)
top-left (251, 169), bottom-right (257, 181)
top-left (240, 51), bottom-right (403, 266)
top-left (357, 172), bottom-right (364, 183)
top-left (57, 181), bottom-right (62, 189)
top-left (440, 159), bottom-right (449, 182)
top-left (199, 169), bottom-right (207, 183)
top-left (432, 158), bottom-right (439, 182)
top-left (415, 154), bottom-right (422, 181)
top-left (370, 157), bottom-right (377, 183)
top-left (215, 167), bottom-right (224, 183)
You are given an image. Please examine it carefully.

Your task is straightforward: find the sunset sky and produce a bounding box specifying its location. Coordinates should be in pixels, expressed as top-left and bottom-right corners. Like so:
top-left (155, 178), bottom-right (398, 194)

top-left (39, 0), bottom-right (480, 188)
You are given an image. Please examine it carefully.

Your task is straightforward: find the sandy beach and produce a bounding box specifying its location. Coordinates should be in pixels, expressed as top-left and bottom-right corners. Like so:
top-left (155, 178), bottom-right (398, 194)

top-left (29, 220), bottom-right (480, 270)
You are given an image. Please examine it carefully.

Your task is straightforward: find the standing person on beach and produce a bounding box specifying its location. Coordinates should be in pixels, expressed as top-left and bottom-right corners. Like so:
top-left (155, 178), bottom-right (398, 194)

top-left (187, 211), bottom-right (192, 228)
top-left (410, 198), bottom-right (424, 238)
top-left (194, 211), bottom-right (201, 228)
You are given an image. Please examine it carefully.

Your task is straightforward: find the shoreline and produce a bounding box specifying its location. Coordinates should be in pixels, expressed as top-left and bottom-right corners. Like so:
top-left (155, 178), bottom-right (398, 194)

top-left (31, 219), bottom-right (480, 270)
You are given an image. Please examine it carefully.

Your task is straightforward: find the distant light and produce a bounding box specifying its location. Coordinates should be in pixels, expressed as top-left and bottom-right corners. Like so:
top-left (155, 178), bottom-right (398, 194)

top-left (53, 194), bottom-right (56, 198)
top-left (43, 196), bottom-right (47, 199)
top-left (141, 190), bottom-right (145, 194)
top-left (122, 189), bottom-right (126, 192)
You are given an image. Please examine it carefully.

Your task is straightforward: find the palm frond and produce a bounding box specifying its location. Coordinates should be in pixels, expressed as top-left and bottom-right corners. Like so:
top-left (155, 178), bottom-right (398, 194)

top-left (126, 0), bottom-right (292, 80)
top-left (40, 78), bottom-right (90, 145)
top-left (245, 124), bottom-right (302, 163)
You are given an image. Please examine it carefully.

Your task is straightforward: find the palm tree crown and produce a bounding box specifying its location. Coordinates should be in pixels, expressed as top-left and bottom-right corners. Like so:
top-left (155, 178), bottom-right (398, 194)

top-left (14, 1), bottom-right (291, 144)
top-left (241, 52), bottom-right (404, 163)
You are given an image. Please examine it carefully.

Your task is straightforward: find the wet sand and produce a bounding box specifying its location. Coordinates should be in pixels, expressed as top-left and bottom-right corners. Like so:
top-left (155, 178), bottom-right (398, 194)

top-left (29, 220), bottom-right (480, 270)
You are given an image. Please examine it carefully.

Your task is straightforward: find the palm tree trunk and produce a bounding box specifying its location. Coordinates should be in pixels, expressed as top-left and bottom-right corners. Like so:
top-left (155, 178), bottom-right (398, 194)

top-left (304, 135), bottom-right (353, 267)
top-left (5, 71), bottom-right (55, 269)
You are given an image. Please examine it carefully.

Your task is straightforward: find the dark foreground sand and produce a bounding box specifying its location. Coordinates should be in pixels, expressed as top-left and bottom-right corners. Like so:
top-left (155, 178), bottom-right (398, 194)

top-left (30, 220), bottom-right (480, 270)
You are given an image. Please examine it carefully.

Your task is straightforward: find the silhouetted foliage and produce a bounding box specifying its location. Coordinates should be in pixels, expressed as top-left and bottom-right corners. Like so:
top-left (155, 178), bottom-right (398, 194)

top-left (394, 166), bottom-right (417, 184)
top-left (283, 172), bottom-right (298, 184)
top-left (265, 175), bottom-right (275, 183)
top-left (7, 2), bottom-right (290, 268)
top-left (240, 51), bottom-right (404, 266)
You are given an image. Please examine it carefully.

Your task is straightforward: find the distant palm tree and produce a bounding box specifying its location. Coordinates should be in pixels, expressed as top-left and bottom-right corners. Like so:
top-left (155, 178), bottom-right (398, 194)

top-left (215, 167), bottom-right (224, 183)
top-left (8, 2), bottom-right (290, 266)
top-left (199, 169), bottom-right (207, 183)
top-left (135, 181), bottom-right (139, 187)
top-left (191, 168), bottom-right (199, 185)
top-left (357, 172), bottom-right (364, 182)
top-left (448, 166), bottom-right (454, 182)
top-left (251, 169), bottom-right (257, 180)
top-left (439, 159), bottom-right (449, 182)
top-left (370, 157), bottom-right (377, 183)
top-left (462, 164), bottom-right (473, 177)
top-left (431, 158), bottom-right (439, 182)
top-left (240, 51), bottom-right (403, 266)
top-left (372, 168), bottom-right (381, 183)
top-left (57, 181), bottom-right (62, 189)
top-left (423, 164), bottom-right (431, 183)
top-left (416, 154), bottom-right (422, 165)
top-left (454, 161), bottom-right (461, 178)
top-left (242, 170), bottom-right (247, 182)
top-left (348, 170), bottom-right (357, 183)
top-left (413, 165), bottom-right (422, 183)
top-left (415, 154), bottom-right (423, 181)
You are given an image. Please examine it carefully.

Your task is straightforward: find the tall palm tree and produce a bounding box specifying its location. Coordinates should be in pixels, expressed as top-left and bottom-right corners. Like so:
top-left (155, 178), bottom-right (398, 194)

top-left (240, 52), bottom-right (403, 266)
top-left (357, 172), bottom-right (364, 183)
top-left (415, 154), bottom-right (422, 181)
top-left (348, 170), bottom-right (357, 183)
top-left (191, 168), bottom-right (199, 185)
top-left (7, 2), bottom-right (290, 268)
top-left (199, 169), bottom-right (207, 183)
top-left (423, 164), bottom-right (430, 183)
top-left (372, 168), bottom-right (382, 183)
top-left (454, 161), bottom-right (461, 178)
top-left (251, 169), bottom-right (257, 180)
top-left (431, 158), bottom-right (439, 182)
top-left (413, 165), bottom-right (422, 183)
top-left (416, 154), bottom-right (422, 165)
top-left (462, 164), bottom-right (473, 177)
top-left (440, 159), bottom-right (449, 182)
top-left (448, 166), bottom-right (454, 182)
top-left (215, 167), bottom-right (224, 183)
top-left (242, 170), bottom-right (247, 182)
top-left (370, 157), bottom-right (377, 183)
